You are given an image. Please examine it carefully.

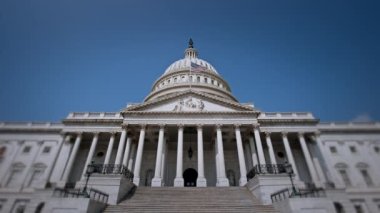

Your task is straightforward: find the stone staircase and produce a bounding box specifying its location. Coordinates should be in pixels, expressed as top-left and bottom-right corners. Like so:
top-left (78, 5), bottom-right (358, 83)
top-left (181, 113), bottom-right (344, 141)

top-left (104, 187), bottom-right (279, 213)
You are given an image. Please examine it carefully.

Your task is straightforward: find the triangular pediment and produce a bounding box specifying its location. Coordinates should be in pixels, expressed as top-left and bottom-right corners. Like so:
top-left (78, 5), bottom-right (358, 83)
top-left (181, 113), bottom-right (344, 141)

top-left (124, 91), bottom-right (256, 113)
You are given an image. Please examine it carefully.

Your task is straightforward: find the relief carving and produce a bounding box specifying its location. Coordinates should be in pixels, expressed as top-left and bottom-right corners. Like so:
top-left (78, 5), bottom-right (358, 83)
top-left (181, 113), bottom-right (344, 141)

top-left (173, 97), bottom-right (205, 112)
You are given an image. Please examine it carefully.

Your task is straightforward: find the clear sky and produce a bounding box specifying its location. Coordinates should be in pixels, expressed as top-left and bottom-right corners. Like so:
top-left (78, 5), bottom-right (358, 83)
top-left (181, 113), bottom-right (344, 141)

top-left (0, 0), bottom-right (379, 122)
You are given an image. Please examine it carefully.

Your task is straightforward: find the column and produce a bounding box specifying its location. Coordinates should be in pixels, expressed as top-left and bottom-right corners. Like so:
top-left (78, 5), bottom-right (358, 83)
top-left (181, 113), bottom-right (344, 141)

top-left (265, 132), bottom-right (277, 164)
top-left (122, 137), bottom-right (132, 167)
top-left (160, 137), bottom-right (167, 183)
top-left (62, 133), bottom-right (82, 181)
top-left (133, 125), bottom-right (146, 186)
top-left (104, 132), bottom-right (115, 168)
top-left (235, 125), bottom-right (247, 186)
top-left (312, 132), bottom-right (328, 183)
top-left (282, 132), bottom-right (299, 180)
top-left (253, 124), bottom-right (266, 165)
top-left (128, 142), bottom-right (136, 171)
top-left (215, 137), bottom-right (221, 179)
top-left (114, 126), bottom-right (127, 166)
top-left (249, 136), bottom-right (259, 166)
top-left (82, 132), bottom-right (99, 177)
top-left (174, 124), bottom-right (184, 187)
top-left (152, 125), bottom-right (165, 187)
top-left (299, 133), bottom-right (319, 184)
top-left (216, 125), bottom-right (229, 186)
top-left (197, 124), bottom-right (207, 187)
top-left (244, 142), bottom-right (253, 170)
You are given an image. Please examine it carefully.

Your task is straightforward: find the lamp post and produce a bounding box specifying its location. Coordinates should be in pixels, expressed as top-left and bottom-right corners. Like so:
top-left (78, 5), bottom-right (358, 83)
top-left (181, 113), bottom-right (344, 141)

top-left (284, 161), bottom-right (297, 196)
top-left (83, 161), bottom-right (95, 196)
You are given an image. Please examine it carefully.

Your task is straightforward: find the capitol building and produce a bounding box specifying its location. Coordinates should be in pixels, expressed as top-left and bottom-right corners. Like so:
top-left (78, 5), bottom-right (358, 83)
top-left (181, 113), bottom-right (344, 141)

top-left (0, 40), bottom-right (380, 213)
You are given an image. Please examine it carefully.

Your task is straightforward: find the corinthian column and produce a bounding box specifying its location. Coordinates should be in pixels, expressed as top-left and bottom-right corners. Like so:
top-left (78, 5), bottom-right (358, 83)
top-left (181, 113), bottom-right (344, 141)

top-left (265, 132), bottom-right (277, 165)
top-left (282, 132), bottom-right (299, 180)
top-left (152, 125), bottom-right (165, 187)
top-left (82, 132), bottom-right (99, 178)
top-left (174, 124), bottom-right (184, 187)
top-left (196, 124), bottom-right (207, 187)
top-left (235, 125), bottom-right (247, 186)
top-left (133, 125), bottom-right (146, 186)
top-left (298, 133), bottom-right (319, 184)
top-left (253, 124), bottom-right (265, 165)
top-left (62, 133), bottom-right (82, 181)
top-left (216, 124), bottom-right (229, 187)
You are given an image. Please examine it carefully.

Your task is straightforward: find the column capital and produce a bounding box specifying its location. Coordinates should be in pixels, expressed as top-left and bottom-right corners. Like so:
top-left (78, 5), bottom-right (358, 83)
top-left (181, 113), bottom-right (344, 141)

top-left (298, 132), bottom-right (305, 138)
top-left (234, 124), bottom-right (241, 129)
top-left (197, 124), bottom-right (204, 130)
top-left (121, 123), bottom-right (128, 129)
top-left (265, 132), bottom-right (271, 137)
top-left (64, 135), bottom-right (72, 144)
top-left (177, 124), bottom-right (184, 129)
top-left (314, 131), bottom-right (321, 137)
top-left (252, 123), bottom-right (260, 129)
top-left (281, 131), bottom-right (288, 137)
top-left (76, 132), bottom-right (83, 136)
top-left (93, 132), bottom-right (100, 136)
top-left (215, 124), bottom-right (222, 130)
top-left (140, 124), bottom-right (147, 130)
top-left (110, 131), bottom-right (117, 136)
top-left (159, 124), bottom-right (166, 129)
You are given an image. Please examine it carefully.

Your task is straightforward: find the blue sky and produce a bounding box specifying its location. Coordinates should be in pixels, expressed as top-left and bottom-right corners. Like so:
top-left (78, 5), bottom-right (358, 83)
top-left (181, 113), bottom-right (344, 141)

top-left (0, 0), bottom-right (379, 122)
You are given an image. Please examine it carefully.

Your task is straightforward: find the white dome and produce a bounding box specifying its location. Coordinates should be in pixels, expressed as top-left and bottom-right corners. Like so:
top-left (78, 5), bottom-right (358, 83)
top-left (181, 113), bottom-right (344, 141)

top-left (163, 57), bottom-right (219, 75)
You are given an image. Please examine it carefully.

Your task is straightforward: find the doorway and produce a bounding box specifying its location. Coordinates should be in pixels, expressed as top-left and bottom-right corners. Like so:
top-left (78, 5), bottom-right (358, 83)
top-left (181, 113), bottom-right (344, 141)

top-left (183, 168), bottom-right (198, 187)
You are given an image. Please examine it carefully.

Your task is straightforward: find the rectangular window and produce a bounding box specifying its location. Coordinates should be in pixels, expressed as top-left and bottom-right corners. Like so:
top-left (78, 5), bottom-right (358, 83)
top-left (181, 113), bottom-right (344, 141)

top-left (6, 170), bottom-right (22, 187)
top-left (360, 169), bottom-right (373, 186)
top-left (22, 146), bottom-right (31, 153)
top-left (339, 169), bottom-right (351, 186)
top-left (350, 146), bottom-right (357, 153)
top-left (42, 146), bottom-right (51, 153)
top-left (28, 170), bottom-right (43, 187)
top-left (330, 146), bottom-right (337, 153)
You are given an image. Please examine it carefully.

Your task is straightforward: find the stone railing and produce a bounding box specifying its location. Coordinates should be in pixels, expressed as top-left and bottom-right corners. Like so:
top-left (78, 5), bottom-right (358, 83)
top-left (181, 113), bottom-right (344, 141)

top-left (91, 164), bottom-right (134, 181)
top-left (259, 112), bottom-right (315, 120)
top-left (246, 164), bottom-right (286, 180)
top-left (53, 187), bottom-right (109, 204)
top-left (66, 112), bottom-right (122, 119)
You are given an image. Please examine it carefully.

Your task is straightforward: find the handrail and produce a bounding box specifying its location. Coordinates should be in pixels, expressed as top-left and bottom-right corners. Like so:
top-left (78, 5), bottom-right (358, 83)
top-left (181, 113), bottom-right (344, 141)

top-left (271, 187), bottom-right (326, 203)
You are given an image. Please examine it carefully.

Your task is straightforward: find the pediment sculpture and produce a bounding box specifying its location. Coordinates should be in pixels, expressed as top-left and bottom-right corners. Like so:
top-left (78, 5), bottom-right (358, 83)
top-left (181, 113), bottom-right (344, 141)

top-left (173, 97), bottom-right (205, 112)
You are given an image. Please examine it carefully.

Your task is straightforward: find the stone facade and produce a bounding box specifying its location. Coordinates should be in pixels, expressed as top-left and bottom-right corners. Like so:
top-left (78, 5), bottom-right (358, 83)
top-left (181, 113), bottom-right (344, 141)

top-left (0, 41), bottom-right (379, 213)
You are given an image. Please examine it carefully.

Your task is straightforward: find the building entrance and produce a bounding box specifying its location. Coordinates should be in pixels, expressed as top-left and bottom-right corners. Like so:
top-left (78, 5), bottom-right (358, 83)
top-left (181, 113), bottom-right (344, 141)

top-left (183, 168), bottom-right (198, 187)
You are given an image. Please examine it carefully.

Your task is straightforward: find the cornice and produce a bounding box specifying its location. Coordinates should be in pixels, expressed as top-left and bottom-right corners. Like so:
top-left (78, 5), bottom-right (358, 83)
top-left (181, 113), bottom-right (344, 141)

top-left (145, 83), bottom-right (237, 102)
top-left (127, 90), bottom-right (256, 113)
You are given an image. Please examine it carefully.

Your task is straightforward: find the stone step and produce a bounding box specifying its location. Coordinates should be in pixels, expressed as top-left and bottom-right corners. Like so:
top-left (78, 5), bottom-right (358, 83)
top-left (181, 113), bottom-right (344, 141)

top-left (103, 187), bottom-right (278, 213)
